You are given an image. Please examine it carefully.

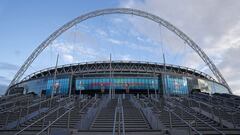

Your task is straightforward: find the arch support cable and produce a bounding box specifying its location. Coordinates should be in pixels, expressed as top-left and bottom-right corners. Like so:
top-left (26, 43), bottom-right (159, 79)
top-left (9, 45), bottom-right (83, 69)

top-left (7, 8), bottom-right (231, 94)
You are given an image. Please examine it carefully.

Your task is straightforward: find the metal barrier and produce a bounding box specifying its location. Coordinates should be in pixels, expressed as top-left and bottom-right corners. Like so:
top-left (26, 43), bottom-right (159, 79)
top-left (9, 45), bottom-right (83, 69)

top-left (164, 106), bottom-right (202, 135)
top-left (130, 95), bottom-right (164, 130)
top-left (112, 97), bottom-right (125, 135)
top-left (14, 96), bottom-right (75, 135)
top-left (165, 96), bottom-right (225, 135)
top-left (78, 95), bottom-right (109, 129)
top-left (35, 97), bottom-right (95, 135)
top-left (2, 95), bottom-right (64, 130)
top-left (0, 94), bottom-right (33, 112)
top-left (184, 95), bottom-right (240, 128)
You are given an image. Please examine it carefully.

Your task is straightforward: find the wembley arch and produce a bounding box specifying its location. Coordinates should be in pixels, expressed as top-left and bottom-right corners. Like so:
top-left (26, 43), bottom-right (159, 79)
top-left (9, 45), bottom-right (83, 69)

top-left (7, 8), bottom-right (232, 94)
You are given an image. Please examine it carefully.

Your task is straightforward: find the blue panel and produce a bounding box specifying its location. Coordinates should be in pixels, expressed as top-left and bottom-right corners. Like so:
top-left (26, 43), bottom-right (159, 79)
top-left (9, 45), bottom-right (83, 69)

top-left (46, 78), bottom-right (69, 96)
top-left (164, 75), bottom-right (188, 95)
top-left (75, 77), bottom-right (159, 91)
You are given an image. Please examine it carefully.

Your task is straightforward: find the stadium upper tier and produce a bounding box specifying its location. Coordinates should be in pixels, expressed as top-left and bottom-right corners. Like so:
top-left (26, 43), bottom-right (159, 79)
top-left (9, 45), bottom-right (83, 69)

top-left (8, 61), bottom-right (230, 95)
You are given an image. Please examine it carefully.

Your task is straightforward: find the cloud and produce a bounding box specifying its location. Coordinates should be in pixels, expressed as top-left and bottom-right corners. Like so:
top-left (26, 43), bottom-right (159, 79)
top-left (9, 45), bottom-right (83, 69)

top-left (51, 42), bottom-right (76, 63)
top-left (119, 54), bottom-right (132, 61)
top-left (218, 46), bottom-right (240, 94)
top-left (0, 84), bottom-right (7, 95)
top-left (96, 29), bottom-right (108, 37)
top-left (62, 54), bottom-right (74, 63)
top-left (0, 75), bottom-right (11, 85)
top-left (0, 62), bottom-right (19, 70)
top-left (120, 0), bottom-right (240, 95)
top-left (107, 38), bottom-right (123, 45)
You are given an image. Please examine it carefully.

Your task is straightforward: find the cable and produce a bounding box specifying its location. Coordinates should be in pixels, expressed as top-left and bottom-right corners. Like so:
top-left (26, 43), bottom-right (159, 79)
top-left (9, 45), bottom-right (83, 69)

top-left (158, 23), bottom-right (166, 64)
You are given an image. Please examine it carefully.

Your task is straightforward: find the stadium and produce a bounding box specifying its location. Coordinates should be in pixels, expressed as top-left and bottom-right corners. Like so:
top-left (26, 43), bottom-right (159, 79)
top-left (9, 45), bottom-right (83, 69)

top-left (1, 8), bottom-right (240, 135)
top-left (8, 61), bottom-right (230, 96)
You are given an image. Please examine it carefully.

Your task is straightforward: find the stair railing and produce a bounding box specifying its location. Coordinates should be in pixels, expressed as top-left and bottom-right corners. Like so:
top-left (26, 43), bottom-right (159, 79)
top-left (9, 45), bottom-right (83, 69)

top-left (185, 95), bottom-right (239, 128)
top-left (14, 96), bottom-right (75, 135)
top-left (113, 97), bottom-right (125, 135)
top-left (164, 106), bottom-right (202, 135)
top-left (35, 97), bottom-right (95, 135)
top-left (165, 97), bottom-right (225, 135)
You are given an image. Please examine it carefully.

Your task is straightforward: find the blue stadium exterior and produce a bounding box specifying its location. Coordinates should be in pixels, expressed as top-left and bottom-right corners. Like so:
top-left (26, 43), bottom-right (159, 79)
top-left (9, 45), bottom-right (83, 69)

top-left (9, 61), bottom-right (230, 96)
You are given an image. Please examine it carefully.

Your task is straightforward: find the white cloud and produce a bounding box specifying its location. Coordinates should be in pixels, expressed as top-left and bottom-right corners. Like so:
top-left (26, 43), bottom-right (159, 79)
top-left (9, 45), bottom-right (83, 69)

top-left (120, 54), bottom-right (132, 61)
top-left (120, 0), bottom-right (240, 95)
top-left (62, 54), bottom-right (74, 63)
top-left (96, 29), bottom-right (108, 37)
top-left (107, 38), bottom-right (123, 45)
top-left (51, 42), bottom-right (76, 63)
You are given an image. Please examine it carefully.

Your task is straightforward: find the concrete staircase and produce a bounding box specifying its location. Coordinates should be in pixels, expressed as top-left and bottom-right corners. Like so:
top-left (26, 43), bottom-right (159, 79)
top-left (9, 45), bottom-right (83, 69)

top-left (90, 99), bottom-right (117, 131)
top-left (89, 97), bottom-right (151, 133)
top-left (164, 96), bottom-right (240, 134)
top-left (122, 99), bottom-right (151, 131)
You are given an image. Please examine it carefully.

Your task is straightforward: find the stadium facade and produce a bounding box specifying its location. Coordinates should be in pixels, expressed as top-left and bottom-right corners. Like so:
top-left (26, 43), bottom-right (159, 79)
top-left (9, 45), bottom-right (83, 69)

top-left (9, 61), bottom-right (230, 96)
top-left (1, 8), bottom-right (240, 135)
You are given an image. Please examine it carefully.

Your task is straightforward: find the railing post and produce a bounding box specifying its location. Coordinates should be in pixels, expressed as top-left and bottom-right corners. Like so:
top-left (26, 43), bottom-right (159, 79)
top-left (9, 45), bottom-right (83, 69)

top-left (195, 116), bottom-right (197, 127)
top-left (118, 108), bottom-right (120, 135)
top-left (211, 107), bottom-right (214, 120)
top-left (189, 126), bottom-right (192, 135)
top-left (5, 111), bottom-right (10, 128)
top-left (41, 117), bottom-right (45, 129)
top-left (231, 113), bottom-right (235, 128)
top-left (169, 111), bottom-right (172, 129)
top-left (17, 107), bottom-right (23, 129)
top-left (113, 108), bottom-right (117, 135)
top-left (121, 106), bottom-right (125, 135)
top-left (38, 101), bottom-right (41, 115)
top-left (67, 111), bottom-right (70, 129)
top-left (218, 107), bottom-right (223, 128)
top-left (47, 121), bottom-right (51, 135)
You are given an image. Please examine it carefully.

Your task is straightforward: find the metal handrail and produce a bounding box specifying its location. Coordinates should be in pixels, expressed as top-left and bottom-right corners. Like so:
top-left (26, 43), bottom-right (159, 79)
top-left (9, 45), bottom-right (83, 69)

top-left (192, 93), bottom-right (240, 109)
top-left (188, 95), bottom-right (239, 113)
top-left (14, 96), bottom-right (74, 135)
top-left (112, 107), bottom-right (117, 134)
top-left (36, 97), bottom-right (95, 135)
top-left (164, 106), bottom-right (202, 135)
top-left (190, 94), bottom-right (240, 114)
top-left (145, 96), bottom-right (201, 134)
top-left (0, 95), bottom-right (60, 114)
top-left (112, 97), bottom-right (125, 135)
top-left (0, 94), bottom-right (33, 107)
top-left (186, 95), bottom-right (239, 128)
top-left (121, 106), bottom-right (125, 135)
top-left (166, 97), bottom-right (225, 135)
top-left (0, 93), bottom-right (21, 101)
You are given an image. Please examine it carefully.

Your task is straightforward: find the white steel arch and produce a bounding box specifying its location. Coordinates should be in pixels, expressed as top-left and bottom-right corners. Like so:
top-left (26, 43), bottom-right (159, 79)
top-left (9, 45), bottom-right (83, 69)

top-left (7, 8), bottom-right (231, 93)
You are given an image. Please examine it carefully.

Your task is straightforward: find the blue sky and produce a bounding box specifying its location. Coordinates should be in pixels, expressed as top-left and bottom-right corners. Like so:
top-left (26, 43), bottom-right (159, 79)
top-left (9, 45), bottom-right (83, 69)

top-left (0, 0), bottom-right (240, 95)
top-left (0, 0), bottom-right (121, 92)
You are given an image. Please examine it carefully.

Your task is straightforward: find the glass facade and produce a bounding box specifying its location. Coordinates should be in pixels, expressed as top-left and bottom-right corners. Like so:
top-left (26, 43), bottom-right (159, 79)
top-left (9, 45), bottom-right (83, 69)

top-left (198, 79), bottom-right (229, 94)
top-left (21, 78), bottom-right (48, 95)
top-left (20, 77), bottom-right (69, 96)
top-left (18, 73), bottom-right (230, 96)
top-left (76, 77), bottom-right (159, 91)
top-left (46, 78), bottom-right (69, 95)
top-left (164, 75), bottom-right (188, 95)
